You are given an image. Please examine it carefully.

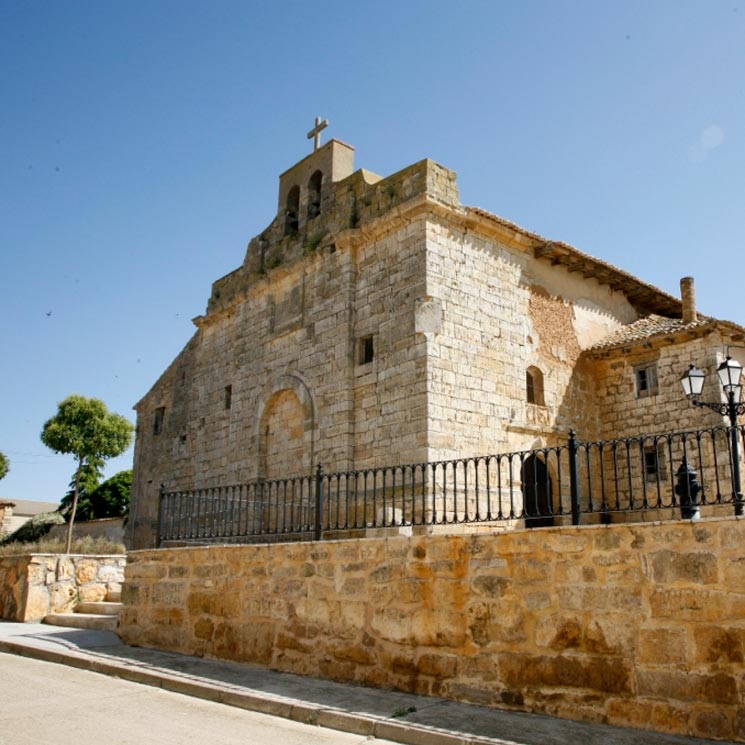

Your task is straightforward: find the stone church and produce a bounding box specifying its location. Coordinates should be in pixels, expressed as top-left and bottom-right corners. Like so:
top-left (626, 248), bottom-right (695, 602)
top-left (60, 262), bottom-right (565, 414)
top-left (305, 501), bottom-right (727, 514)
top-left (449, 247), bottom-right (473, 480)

top-left (128, 126), bottom-right (745, 549)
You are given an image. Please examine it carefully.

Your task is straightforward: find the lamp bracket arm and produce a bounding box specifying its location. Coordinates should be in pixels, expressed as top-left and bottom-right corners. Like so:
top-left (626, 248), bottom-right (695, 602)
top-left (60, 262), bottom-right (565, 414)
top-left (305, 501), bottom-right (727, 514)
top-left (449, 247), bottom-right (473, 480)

top-left (691, 399), bottom-right (745, 417)
top-left (691, 399), bottom-right (729, 416)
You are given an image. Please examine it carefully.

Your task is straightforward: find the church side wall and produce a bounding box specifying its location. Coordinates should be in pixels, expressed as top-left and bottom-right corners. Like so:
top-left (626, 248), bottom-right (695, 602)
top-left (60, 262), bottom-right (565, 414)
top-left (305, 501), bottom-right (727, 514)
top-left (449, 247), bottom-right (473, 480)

top-left (129, 221), bottom-right (430, 549)
top-left (423, 218), bottom-right (636, 462)
top-left (120, 518), bottom-right (745, 742)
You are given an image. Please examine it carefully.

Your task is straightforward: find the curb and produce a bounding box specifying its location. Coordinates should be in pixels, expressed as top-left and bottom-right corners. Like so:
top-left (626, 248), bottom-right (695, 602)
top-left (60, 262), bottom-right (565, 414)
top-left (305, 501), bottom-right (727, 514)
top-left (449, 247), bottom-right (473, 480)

top-left (0, 639), bottom-right (514, 745)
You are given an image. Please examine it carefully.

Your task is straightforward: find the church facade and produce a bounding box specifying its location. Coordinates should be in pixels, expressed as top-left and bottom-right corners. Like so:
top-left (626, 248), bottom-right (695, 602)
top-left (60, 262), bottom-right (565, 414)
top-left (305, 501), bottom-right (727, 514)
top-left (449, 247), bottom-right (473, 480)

top-left (127, 133), bottom-right (744, 549)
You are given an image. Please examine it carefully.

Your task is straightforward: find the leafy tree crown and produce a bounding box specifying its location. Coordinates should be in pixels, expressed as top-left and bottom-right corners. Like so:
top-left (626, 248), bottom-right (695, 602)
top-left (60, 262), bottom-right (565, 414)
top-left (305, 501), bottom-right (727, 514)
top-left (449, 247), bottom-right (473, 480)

top-left (64, 469), bottom-right (132, 521)
top-left (41, 395), bottom-right (133, 463)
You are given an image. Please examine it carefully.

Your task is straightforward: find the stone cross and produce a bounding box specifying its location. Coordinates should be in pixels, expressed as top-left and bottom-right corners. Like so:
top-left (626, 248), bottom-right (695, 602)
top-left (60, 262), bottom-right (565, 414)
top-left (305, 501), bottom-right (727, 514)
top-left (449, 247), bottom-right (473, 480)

top-left (307, 116), bottom-right (329, 152)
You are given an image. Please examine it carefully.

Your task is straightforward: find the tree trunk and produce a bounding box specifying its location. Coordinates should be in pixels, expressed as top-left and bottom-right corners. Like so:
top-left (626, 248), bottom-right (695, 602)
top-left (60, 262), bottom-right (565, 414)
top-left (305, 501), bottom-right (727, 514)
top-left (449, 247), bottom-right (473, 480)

top-left (65, 455), bottom-right (84, 554)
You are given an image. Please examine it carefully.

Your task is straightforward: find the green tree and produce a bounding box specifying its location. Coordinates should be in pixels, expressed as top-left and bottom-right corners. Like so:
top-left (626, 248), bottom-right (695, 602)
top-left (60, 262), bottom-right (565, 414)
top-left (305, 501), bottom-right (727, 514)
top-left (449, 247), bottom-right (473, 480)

top-left (0, 451), bottom-right (8, 481)
top-left (85, 469), bottom-right (132, 520)
top-left (65, 469), bottom-right (132, 522)
top-left (58, 456), bottom-right (104, 518)
top-left (40, 395), bottom-right (134, 553)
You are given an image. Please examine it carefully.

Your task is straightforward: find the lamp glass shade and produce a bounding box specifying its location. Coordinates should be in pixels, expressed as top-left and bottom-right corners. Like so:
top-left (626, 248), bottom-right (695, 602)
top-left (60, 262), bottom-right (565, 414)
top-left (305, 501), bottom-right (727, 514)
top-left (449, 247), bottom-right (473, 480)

top-left (681, 364), bottom-right (706, 398)
top-left (717, 356), bottom-right (743, 397)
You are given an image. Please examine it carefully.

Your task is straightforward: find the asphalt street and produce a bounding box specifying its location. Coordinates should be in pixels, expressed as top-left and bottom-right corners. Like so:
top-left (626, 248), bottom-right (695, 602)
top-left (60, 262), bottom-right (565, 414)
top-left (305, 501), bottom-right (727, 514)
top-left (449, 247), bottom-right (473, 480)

top-left (0, 653), bottom-right (403, 745)
top-left (0, 622), bottom-right (733, 745)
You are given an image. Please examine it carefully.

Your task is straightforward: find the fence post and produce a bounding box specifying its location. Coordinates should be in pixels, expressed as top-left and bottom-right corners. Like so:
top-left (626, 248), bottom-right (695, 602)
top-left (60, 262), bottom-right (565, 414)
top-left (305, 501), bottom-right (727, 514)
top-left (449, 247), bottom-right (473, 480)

top-left (314, 464), bottom-right (324, 541)
top-left (157, 483), bottom-right (166, 548)
top-left (568, 431), bottom-right (581, 525)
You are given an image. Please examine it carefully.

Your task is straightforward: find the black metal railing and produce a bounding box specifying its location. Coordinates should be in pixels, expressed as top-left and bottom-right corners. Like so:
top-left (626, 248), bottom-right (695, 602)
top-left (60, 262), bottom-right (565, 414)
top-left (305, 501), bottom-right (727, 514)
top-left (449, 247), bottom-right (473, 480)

top-left (157, 424), bottom-right (745, 545)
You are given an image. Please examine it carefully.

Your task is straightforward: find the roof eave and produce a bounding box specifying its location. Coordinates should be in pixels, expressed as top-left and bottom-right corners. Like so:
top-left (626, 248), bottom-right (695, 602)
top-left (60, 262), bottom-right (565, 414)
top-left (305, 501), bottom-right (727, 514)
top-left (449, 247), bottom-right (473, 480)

top-left (467, 207), bottom-right (683, 317)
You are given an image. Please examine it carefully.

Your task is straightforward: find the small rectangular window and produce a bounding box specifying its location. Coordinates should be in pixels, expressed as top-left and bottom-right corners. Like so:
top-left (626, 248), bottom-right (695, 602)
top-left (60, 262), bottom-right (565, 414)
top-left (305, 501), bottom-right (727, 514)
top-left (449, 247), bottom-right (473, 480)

top-left (635, 363), bottom-right (658, 398)
top-left (153, 407), bottom-right (165, 436)
top-left (644, 444), bottom-right (667, 482)
top-left (224, 385), bottom-right (232, 410)
top-left (358, 335), bottom-right (374, 365)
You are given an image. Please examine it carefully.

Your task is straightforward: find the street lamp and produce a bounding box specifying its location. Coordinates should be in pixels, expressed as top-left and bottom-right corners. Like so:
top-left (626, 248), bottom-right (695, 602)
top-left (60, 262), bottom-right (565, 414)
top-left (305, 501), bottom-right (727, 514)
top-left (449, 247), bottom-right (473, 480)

top-left (680, 356), bottom-right (745, 515)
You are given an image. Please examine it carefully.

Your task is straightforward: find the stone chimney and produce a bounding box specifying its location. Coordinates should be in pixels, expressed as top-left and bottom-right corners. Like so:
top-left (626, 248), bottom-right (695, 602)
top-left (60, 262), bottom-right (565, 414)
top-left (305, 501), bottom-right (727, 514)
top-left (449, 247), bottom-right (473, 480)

top-left (680, 276), bottom-right (697, 324)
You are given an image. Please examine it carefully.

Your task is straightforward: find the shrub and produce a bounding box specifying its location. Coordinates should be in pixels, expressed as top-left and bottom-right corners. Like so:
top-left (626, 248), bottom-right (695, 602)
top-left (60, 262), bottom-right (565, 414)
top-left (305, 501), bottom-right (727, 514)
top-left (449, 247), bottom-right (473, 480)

top-left (0, 511), bottom-right (64, 546)
top-left (0, 534), bottom-right (125, 557)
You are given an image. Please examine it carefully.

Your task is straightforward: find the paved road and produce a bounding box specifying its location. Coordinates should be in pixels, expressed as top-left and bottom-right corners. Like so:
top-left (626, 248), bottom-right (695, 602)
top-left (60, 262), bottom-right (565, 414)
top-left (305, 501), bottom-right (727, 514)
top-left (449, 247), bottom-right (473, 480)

top-left (0, 623), bottom-right (729, 745)
top-left (0, 653), bottom-right (403, 745)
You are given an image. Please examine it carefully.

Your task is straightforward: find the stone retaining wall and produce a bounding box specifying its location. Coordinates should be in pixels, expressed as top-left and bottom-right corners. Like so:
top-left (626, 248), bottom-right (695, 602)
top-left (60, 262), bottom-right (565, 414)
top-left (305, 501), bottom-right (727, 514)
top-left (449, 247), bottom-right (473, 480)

top-left (119, 519), bottom-right (745, 741)
top-left (0, 554), bottom-right (126, 621)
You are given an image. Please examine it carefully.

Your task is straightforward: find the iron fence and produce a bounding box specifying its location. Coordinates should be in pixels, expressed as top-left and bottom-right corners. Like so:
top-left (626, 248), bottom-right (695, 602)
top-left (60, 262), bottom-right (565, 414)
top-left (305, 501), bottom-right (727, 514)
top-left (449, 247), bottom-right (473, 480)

top-left (158, 424), bottom-right (745, 545)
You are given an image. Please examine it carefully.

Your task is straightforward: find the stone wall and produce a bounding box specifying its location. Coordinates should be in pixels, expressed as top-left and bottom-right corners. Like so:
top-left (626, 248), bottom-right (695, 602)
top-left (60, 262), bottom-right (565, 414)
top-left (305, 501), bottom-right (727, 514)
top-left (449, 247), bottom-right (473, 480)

top-left (423, 216), bottom-right (637, 461)
top-left (130, 215), bottom-right (431, 548)
top-left (0, 503), bottom-right (13, 537)
top-left (0, 554), bottom-right (125, 621)
top-left (129, 156), bottom-right (449, 549)
top-left (47, 517), bottom-right (125, 544)
top-left (591, 330), bottom-right (727, 440)
top-left (129, 144), bottom-right (736, 552)
top-left (120, 518), bottom-right (745, 742)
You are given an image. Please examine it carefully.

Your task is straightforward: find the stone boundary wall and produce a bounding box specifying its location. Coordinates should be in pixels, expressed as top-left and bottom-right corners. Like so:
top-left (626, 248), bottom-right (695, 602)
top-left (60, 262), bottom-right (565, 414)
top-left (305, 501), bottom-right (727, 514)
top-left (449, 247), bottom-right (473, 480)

top-left (47, 518), bottom-right (125, 544)
top-left (119, 519), bottom-right (745, 742)
top-left (0, 554), bottom-right (126, 621)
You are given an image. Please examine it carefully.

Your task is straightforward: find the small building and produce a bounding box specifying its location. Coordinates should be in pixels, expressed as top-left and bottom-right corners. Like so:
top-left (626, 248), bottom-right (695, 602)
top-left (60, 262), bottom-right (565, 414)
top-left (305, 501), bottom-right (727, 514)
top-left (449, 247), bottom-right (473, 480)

top-left (0, 499), bottom-right (59, 538)
top-left (128, 130), bottom-right (745, 550)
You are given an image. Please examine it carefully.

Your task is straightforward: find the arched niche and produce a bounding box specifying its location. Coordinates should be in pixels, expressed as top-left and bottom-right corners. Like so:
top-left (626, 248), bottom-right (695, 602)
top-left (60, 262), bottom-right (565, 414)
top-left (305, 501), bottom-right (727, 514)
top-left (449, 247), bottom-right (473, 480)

top-left (255, 375), bottom-right (315, 479)
top-left (526, 366), bottom-right (545, 406)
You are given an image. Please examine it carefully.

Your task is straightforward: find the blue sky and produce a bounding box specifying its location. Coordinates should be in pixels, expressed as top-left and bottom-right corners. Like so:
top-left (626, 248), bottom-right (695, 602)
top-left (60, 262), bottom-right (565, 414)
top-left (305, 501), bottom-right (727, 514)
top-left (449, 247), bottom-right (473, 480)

top-left (1, 1), bottom-right (744, 503)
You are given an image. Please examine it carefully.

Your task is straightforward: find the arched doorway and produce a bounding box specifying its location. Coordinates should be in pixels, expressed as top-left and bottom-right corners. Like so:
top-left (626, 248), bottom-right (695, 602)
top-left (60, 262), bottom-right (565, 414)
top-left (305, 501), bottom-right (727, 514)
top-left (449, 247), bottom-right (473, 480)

top-left (522, 455), bottom-right (554, 528)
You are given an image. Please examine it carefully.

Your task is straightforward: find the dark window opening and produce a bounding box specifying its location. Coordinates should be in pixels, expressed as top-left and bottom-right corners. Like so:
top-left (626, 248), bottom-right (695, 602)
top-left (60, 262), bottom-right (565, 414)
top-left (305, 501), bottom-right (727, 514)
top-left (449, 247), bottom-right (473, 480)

top-left (635, 363), bottom-right (659, 398)
top-left (359, 335), bottom-right (374, 365)
top-left (307, 170), bottom-right (322, 219)
top-left (526, 367), bottom-right (545, 406)
top-left (644, 445), bottom-right (667, 482)
top-left (522, 455), bottom-right (554, 528)
top-left (153, 407), bottom-right (165, 436)
top-left (224, 384), bottom-right (232, 410)
top-left (285, 185), bottom-right (300, 235)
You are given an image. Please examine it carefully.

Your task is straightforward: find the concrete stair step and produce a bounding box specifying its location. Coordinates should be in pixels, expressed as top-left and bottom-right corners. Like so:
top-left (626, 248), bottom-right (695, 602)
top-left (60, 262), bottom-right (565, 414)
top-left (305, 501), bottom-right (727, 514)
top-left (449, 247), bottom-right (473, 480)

top-left (75, 601), bottom-right (122, 616)
top-left (42, 613), bottom-right (118, 632)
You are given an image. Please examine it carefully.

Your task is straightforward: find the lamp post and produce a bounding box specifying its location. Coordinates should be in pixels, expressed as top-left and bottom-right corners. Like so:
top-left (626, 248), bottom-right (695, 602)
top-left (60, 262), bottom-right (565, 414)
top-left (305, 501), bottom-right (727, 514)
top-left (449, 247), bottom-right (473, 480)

top-left (680, 356), bottom-right (745, 516)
